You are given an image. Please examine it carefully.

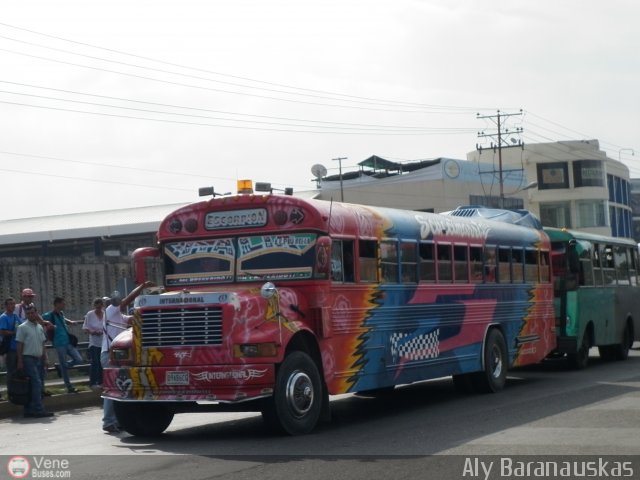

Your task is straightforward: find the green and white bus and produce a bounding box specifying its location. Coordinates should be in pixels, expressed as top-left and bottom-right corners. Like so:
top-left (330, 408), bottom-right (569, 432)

top-left (546, 227), bottom-right (640, 368)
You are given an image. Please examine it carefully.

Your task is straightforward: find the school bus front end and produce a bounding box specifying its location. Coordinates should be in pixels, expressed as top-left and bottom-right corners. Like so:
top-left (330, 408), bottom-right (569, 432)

top-left (102, 284), bottom-right (322, 436)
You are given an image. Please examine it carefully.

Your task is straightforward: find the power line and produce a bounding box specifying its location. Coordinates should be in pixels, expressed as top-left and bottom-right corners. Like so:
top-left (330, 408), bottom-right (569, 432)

top-left (0, 99), bottom-right (476, 135)
top-left (0, 80), bottom-right (445, 130)
top-left (0, 150), bottom-right (234, 182)
top-left (0, 88), bottom-right (476, 133)
top-left (1, 46), bottom-right (476, 114)
top-left (0, 22), bottom-right (491, 111)
top-left (0, 33), bottom-right (482, 112)
top-left (0, 165), bottom-right (194, 192)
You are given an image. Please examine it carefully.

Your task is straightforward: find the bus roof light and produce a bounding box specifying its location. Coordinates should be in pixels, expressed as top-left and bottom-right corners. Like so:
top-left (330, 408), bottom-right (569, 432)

top-left (237, 179), bottom-right (254, 194)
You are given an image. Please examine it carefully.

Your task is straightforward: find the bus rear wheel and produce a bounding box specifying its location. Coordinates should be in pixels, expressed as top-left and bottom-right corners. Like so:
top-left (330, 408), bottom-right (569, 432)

top-left (262, 351), bottom-right (323, 435)
top-left (568, 333), bottom-right (590, 369)
top-left (470, 329), bottom-right (507, 393)
top-left (612, 323), bottom-right (633, 361)
top-left (114, 402), bottom-right (174, 436)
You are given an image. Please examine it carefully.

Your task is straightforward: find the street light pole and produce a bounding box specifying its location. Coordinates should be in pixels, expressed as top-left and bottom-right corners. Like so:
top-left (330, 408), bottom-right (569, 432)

top-left (476, 109), bottom-right (524, 209)
top-left (332, 157), bottom-right (347, 202)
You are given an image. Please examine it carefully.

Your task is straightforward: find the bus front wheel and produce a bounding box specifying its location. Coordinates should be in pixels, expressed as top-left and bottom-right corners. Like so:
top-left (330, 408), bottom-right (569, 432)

top-left (471, 329), bottom-right (507, 393)
top-left (262, 351), bottom-right (323, 435)
top-left (114, 402), bottom-right (174, 436)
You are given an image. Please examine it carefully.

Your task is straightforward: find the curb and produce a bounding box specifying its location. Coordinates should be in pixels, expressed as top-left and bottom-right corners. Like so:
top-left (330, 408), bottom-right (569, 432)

top-left (0, 390), bottom-right (102, 420)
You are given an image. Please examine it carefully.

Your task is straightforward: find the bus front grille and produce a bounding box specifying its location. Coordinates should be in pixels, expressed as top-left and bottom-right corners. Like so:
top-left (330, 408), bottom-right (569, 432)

top-left (140, 307), bottom-right (223, 347)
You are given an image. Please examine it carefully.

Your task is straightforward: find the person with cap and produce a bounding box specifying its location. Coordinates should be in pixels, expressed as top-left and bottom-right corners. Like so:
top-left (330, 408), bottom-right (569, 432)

top-left (42, 296), bottom-right (83, 393)
top-left (101, 281), bottom-right (153, 433)
top-left (16, 304), bottom-right (53, 418)
top-left (17, 288), bottom-right (55, 340)
top-left (16, 288), bottom-right (37, 320)
top-left (82, 297), bottom-right (105, 390)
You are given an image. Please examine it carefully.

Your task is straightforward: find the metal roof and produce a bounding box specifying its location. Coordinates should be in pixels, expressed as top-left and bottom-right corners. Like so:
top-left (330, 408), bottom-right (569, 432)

top-left (0, 203), bottom-right (189, 246)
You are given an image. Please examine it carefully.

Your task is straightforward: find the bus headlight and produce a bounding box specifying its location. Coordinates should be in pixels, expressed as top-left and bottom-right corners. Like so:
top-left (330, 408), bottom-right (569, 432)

top-left (111, 348), bottom-right (132, 365)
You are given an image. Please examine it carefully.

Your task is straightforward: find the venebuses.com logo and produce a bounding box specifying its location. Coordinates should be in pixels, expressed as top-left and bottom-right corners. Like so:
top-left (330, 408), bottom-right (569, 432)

top-left (6, 456), bottom-right (71, 478)
top-left (7, 456), bottom-right (30, 479)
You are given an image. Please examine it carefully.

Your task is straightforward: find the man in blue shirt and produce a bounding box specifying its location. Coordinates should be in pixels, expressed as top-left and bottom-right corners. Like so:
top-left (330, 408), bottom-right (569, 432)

top-left (0, 298), bottom-right (23, 392)
top-left (43, 297), bottom-right (83, 393)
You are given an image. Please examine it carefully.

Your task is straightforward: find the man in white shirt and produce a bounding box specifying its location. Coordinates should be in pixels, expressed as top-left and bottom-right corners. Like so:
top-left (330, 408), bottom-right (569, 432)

top-left (82, 298), bottom-right (105, 389)
top-left (101, 281), bottom-right (153, 433)
top-left (16, 305), bottom-right (53, 418)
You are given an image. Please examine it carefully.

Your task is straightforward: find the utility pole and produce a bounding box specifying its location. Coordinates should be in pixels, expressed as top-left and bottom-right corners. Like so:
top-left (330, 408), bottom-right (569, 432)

top-left (476, 110), bottom-right (524, 208)
top-left (332, 157), bottom-right (347, 202)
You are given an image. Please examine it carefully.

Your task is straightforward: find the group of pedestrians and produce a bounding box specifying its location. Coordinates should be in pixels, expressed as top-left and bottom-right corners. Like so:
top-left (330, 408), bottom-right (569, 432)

top-left (0, 288), bottom-right (85, 417)
top-left (0, 282), bottom-right (152, 432)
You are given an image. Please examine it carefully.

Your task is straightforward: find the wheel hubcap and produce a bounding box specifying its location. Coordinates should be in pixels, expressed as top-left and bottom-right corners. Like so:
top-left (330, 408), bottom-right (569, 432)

top-left (491, 345), bottom-right (503, 378)
top-left (285, 371), bottom-right (314, 418)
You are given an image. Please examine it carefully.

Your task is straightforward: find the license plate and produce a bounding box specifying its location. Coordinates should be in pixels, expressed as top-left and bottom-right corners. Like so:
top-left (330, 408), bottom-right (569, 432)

top-left (165, 371), bottom-right (190, 385)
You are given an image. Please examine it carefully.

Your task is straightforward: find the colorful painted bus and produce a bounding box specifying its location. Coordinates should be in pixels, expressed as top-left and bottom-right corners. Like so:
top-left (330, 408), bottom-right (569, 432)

top-left (103, 191), bottom-right (556, 436)
top-left (545, 227), bottom-right (640, 368)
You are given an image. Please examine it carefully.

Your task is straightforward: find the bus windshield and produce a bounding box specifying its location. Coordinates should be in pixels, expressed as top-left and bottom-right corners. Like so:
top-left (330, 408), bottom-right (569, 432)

top-left (163, 233), bottom-right (318, 286)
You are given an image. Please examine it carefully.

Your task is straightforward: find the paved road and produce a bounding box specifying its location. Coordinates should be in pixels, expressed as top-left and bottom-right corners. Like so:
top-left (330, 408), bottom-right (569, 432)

top-left (1, 350), bottom-right (640, 479)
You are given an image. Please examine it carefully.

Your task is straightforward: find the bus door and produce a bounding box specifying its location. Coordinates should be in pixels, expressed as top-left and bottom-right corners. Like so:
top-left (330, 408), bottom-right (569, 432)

top-left (551, 240), bottom-right (579, 336)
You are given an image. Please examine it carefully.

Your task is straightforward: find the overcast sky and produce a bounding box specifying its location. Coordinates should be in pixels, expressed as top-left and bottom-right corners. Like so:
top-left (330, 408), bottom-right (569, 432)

top-left (1, 0), bottom-right (639, 220)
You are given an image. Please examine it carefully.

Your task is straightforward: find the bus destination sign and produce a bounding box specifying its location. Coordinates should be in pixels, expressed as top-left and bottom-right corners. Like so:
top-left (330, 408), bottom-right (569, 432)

top-left (205, 208), bottom-right (268, 230)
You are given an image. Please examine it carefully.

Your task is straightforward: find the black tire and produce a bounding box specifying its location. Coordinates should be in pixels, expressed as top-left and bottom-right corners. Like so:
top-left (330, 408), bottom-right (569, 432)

top-left (612, 323), bottom-right (633, 361)
top-left (470, 329), bottom-right (508, 393)
top-left (568, 333), bottom-right (590, 369)
top-left (262, 351), bottom-right (323, 435)
top-left (114, 402), bottom-right (174, 436)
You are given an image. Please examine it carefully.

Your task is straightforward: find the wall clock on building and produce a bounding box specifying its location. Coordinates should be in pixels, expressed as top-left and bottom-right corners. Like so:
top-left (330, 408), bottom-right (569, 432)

top-left (444, 160), bottom-right (460, 178)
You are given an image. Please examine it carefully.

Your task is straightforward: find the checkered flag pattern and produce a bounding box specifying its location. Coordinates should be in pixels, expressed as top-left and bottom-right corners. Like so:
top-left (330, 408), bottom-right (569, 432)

top-left (390, 329), bottom-right (440, 362)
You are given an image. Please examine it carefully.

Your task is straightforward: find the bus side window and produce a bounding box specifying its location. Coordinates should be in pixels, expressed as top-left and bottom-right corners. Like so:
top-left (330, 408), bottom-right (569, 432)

top-left (498, 247), bottom-right (512, 283)
top-left (630, 248), bottom-right (638, 286)
top-left (602, 245), bottom-right (616, 285)
top-left (454, 245), bottom-right (468, 283)
top-left (419, 242), bottom-right (435, 282)
top-left (331, 240), bottom-right (344, 282)
top-left (512, 248), bottom-right (524, 283)
top-left (470, 246), bottom-right (483, 283)
top-left (484, 247), bottom-right (497, 283)
top-left (437, 243), bottom-right (452, 283)
top-left (381, 240), bottom-right (398, 283)
top-left (579, 247), bottom-right (594, 286)
top-left (343, 241), bottom-right (355, 282)
top-left (593, 243), bottom-right (604, 285)
top-left (400, 241), bottom-right (417, 283)
top-left (524, 249), bottom-right (538, 283)
top-left (614, 245), bottom-right (629, 285)
top-left (359, 239), bottom-right (378, 282)
top-left (540, 251), bottom-right (550, 283)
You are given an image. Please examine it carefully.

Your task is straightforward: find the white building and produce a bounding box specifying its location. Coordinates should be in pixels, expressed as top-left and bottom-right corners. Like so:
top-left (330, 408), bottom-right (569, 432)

top-left (312, 155), bottom-right (531, 213)
top-left (468, 140), bottom-right (632, 237)
top-left (311, 141), bottom-right (634, 239)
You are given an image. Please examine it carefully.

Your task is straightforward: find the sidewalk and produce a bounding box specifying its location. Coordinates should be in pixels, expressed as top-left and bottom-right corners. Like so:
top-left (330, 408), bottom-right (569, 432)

top-left (0, 376), bottom-right (102, 420)
top-left (0, 387), bottom-right (102, 419)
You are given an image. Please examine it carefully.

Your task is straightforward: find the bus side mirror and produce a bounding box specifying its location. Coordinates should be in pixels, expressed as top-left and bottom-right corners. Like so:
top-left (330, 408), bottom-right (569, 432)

top-left (131, 247), bottom-right (160, 285)
top-left (315, 236), bottom-right (331, 278)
